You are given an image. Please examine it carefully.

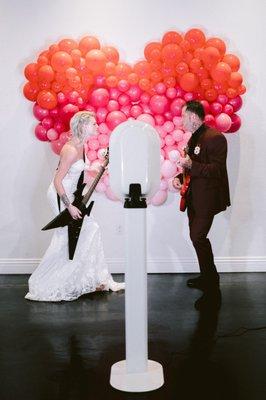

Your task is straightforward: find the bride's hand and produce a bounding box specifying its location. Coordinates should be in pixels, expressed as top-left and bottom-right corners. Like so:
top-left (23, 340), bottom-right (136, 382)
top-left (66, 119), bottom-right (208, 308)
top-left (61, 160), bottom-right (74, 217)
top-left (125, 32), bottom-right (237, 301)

top-left (67, 204), bottom-right (82, 219)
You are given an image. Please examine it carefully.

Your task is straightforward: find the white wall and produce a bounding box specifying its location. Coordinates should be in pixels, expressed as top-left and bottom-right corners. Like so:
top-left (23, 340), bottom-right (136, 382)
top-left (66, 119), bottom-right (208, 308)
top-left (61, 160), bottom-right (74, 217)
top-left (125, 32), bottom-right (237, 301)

top-left (0, 0), bottom-right (265, 273)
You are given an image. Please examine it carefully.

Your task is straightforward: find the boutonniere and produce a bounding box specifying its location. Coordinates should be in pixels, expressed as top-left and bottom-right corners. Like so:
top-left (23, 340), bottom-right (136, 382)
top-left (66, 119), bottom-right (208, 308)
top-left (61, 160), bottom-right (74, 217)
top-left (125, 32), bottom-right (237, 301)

top-left (194, 145), bottom-right (201, 155)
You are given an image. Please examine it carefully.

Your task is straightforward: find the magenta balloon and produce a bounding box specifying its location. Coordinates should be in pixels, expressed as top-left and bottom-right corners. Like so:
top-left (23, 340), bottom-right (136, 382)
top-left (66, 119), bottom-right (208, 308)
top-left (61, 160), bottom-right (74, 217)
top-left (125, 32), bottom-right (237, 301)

top-left (53, 120), bottom-right (65, 134)
top-left (204, 114), bottom-right (216, 127)
top-left (210, 102), bottom-right (223, 116)
top-left (33, 104), bottom-right (49, 121)
top-left (57, 92), bottom-right (67, 105)
top-left (217, 94), bottom-right (228, 106)
top-left (67, 90), bottom-right (79, 104)
top-left (150, 95), bottom-right (168, 114)
top-left (106, 111), bottom-right (127, 130)
top-left (50, 139), bottom-right (64, 155)
top-left (229, 96), bottom-right (243, 112)
top-left (130, 105), bottom-right (143, 118)
top-left (49, 107), bottom-right (60, 119)
top-left (117, 79), bottom-right (130, 92)
top-left (107, 100), bottom-right (119, 112)
top-left (137, 113), bottom-right (155, 126)
top-left (109, 88), bottom-right (120, 100)
top-left (226, 113), bottom-right (241, 133)
top-left (90, 88), bottom-right (110, 107)
top-left (118, 94), bottom-right (130, 106)
top-left (127, 85), bottom-right (142, 101)
top-left (96, 107), bottom-right (108, 123)
top-left (155, 83), bottom-right (166, 94)
top-left (35, 124), bottom-right (48, 141)
top-left (41, 116), bottom-right (54, 129)
top-left (200, 100), bottom-right (210, 114)
top-left (223, 104), bottom-right (234, 115)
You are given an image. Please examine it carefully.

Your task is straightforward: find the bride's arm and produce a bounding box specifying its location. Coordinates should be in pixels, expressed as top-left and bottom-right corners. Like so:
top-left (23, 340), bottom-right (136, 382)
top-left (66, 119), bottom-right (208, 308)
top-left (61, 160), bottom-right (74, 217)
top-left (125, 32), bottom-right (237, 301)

top-left (53, 146), bottom-right (82, 219)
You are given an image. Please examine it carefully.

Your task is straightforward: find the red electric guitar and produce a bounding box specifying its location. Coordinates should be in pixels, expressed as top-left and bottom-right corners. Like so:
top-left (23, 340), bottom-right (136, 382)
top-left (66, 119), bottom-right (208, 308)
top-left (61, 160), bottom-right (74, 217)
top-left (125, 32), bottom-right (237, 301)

top-left (179, 147), bottom-right (191, 212)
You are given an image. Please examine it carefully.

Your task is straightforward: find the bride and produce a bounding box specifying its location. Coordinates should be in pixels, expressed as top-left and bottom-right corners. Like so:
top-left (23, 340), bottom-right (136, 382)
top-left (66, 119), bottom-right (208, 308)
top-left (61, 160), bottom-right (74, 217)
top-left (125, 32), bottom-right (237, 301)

top-left (25, 111), bottom-right (125, 302)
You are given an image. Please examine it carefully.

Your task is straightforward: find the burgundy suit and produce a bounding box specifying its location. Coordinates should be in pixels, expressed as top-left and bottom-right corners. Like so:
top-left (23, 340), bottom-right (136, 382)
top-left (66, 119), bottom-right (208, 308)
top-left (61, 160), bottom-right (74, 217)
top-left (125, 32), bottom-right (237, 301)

top-left (185, 124), bottom-right (230, 285)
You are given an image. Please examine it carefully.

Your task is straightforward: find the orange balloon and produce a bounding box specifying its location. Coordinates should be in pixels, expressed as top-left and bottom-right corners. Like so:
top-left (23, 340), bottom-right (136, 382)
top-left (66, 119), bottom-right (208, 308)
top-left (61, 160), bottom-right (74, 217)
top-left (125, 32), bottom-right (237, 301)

top-left (24, 63), bottom-right (38, 81)
top-left (38, 65), bottom-right (55, 82)
top-left (200, 78), bottom-right (213, 90)
top-left (23, 82), bottom-right (39, 101)
top-left (176, 62), bottom-right (189, 75)
top-left (184, 29), bottom-right (206, 50)
top-left (51, 81), bottom-right (63, 93)
top-left (79, 36), bottom-right (100, 55)
top-left (205, 38), bottom-right (226, 56)
top-left (161, 62), bottom-right (175, 77)
top-left (180, 40), bottom-right (191, 52)
top-left (37, 55), bottom-right (49, 67)
top-left (184, 51), bottom-right (193, 64)
top-left (55, 72), bottom-right (66, 84)
top-left (105, 62), bottom-right (116, 76)
top-left (37, 90), bottom-right (57, 109)
top-left (144, 42), bottom-right (162, 62)
top-left (197, 66), bottom-right (209, 80)
top-left (205, 88), bottom-right (218, 102)
top-left (228, 72), bottom-right (243, 88)
top-left (213, 81), bottom-right (228, 94)
top-left (164, 76), bottom-right (176, 88)
top-left (202, 47), bottom-right (221, 69)
top-left (102, 46), bottom-right (119, 63)
top-left (162, 31), bottom-right (182, 45)
top-left (161, 44), bottom-right (183, 64)
top-left (194, 48), bottom-right (205, 60)
top-left (51, 51), bottom-right (73, 72)
top-left (38, 81), bottom-right (51, 90)
top-left (85, 49), bottom-right (107, 73)
top-left (81, 74), bottom-right (93, 89)
top-left (222, 54), bottom-right (240, 72)
top-left (150, 71), bottom-right (162, 83)
top-left (226, 88), bottom-right (238, 98)
top-left (238, 84), bottom-right (246, 95)
top-left (189, 58), bottom-right (202, 73)
top-left (180, 72), bottom-right (199, 91)
top-left (65, 67), bottom-right (78, 80)
top-left (128, 73), bottom-right (139, 85)
top-left (138, 78), bottom-right (151, 91)
top-left (49, 44), bottom-right (60, 56)
top-left (150, 60), bottom-right (162, 71)
top-left (106, 75), bottom-right (118, 87)
top-left (211, 62), bottom-right (231, 82)
top-left (58, 38), bottom-right (78, 53)
top-left (115, 63), bottom-right (132, 78)
top-left (133, 61), bottom-right (151, 78)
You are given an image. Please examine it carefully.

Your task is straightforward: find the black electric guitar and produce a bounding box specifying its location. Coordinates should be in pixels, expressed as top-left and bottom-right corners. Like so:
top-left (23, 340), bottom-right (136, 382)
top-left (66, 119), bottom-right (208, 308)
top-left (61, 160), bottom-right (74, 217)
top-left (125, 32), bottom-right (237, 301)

top-left (42, 149), bottom-right (109, 260)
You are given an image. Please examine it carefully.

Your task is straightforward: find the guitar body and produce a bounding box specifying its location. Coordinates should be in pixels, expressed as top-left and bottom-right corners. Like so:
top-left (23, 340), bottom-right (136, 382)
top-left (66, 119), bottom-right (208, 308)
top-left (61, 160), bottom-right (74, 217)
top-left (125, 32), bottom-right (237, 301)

top-left (179, 174), bottom-right (191, 212)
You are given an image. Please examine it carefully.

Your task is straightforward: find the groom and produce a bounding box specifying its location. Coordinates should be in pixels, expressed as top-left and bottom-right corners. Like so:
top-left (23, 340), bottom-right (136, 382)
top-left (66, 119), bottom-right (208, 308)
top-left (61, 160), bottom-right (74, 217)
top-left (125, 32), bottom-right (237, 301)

top-left (173, 101), bottom-right (230, 303)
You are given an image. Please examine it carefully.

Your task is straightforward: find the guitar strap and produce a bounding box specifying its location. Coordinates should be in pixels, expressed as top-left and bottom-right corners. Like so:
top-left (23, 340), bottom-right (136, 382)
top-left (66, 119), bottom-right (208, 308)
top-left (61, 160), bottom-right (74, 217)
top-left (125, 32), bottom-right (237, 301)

top-left (56, 150), bottom-right (85, 213)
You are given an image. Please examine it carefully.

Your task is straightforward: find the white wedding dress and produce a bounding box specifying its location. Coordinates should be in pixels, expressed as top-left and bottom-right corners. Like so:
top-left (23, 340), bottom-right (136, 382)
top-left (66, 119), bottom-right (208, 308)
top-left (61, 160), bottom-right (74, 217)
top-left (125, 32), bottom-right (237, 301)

top-left (25, 158), bottom-right (125, 302)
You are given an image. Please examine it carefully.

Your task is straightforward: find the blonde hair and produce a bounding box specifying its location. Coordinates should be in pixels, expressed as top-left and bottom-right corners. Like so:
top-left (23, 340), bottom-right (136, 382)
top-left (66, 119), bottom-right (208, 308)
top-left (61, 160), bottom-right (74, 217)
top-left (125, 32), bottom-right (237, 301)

top-left (70, 111), bottom-right (96, 141)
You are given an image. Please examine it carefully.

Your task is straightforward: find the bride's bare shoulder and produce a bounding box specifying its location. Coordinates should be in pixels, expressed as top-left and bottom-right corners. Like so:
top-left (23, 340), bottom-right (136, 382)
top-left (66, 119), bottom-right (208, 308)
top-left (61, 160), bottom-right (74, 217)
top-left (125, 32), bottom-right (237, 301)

top-left (60, 143), bottom-right (78, 163)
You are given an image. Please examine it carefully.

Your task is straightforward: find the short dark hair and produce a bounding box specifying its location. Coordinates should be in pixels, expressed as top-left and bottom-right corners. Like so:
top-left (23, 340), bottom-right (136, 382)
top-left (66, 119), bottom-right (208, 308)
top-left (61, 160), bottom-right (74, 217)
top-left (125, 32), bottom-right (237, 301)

top-left (185, 100), bottom-right (205, 120)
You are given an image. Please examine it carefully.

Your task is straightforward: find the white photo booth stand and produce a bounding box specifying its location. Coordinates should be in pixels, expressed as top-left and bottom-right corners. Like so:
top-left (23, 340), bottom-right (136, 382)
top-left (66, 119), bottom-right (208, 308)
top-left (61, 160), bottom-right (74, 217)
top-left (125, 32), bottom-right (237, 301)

top-left (108, 120), bottom-right (164, 392)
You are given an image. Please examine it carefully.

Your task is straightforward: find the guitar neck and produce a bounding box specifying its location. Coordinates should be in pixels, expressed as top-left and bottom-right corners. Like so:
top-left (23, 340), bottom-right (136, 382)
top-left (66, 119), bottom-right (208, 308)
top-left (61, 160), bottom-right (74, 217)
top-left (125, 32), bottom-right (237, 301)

top-left (82, 159), bottom-right (109, 205)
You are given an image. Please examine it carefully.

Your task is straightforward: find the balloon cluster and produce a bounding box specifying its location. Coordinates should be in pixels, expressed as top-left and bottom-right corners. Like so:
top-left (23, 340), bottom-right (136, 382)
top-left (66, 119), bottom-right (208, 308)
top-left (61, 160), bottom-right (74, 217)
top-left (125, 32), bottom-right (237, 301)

top-left (23, 29), bottom-right (246, 205)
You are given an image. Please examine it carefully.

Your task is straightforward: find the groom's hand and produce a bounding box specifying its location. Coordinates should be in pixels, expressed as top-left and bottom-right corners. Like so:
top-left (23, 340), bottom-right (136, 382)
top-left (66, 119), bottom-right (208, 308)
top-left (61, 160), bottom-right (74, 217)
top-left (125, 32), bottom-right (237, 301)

top-left (172, 177), bottom-right (182, 190)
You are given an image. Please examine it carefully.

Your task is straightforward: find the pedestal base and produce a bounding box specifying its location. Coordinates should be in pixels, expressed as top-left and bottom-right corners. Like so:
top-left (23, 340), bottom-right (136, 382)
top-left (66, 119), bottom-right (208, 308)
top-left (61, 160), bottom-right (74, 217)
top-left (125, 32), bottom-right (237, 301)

top-left (110, 360), bottom-right (164, 392)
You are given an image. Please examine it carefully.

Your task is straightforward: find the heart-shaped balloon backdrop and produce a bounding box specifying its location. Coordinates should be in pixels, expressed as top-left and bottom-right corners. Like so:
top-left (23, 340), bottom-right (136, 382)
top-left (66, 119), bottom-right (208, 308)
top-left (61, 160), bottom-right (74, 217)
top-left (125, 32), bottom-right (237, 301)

top-left (23, 29), bottom-right (246, 205)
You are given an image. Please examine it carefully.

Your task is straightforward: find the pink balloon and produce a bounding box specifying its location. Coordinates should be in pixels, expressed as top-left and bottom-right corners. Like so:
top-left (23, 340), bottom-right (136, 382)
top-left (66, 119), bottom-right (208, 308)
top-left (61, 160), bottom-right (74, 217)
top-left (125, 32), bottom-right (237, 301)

top-left (150, 95), bottom-right (168, 114)
top-left (140, 93), bottom-right (151, 104)
top-left (229, 96), bottom-right (243, 112)
top-left (49, 107), bottom-right (60, 119)
top-left (166, 87), bottom-right (177, 99)
top-left (120, 105), bottom-right (131, 117)
top-left (109, 88), bottom-right (120, 100)
top-left (50, 139), bottom-right (64, 155)
top-left (215, 113), bottom-right (232, 132)
top-left (184, 92), bottom-right (195, 102)
top-left (88, 137), bottom-right (100, 150)
top-left (127, 85), bottom-right (142, 101)
top-left (94, 75), bottom-right (106, 87)
top-left (137, 113), bottom-right (155, 126)
top-left (107, 100), bottom-right (119, 112)
top-left (168, 149), bottom-right (180, 162)
top-left (57, 92), bottom-right (67, 105)
top-left (161, 160), bottom-right (177, 178)
top-left (226, 113), bottom-right (241, 133)
top-left (98, 134), bottom-right (109, 146)
top-left (165, 134), bottom-right (175, 146)
top-left (96, 107), bottom-right (108, 123)
top-left (106, 111), bottom-right (127, 130)
top-left (163, 121), bottom-right (174, 133)
top-left (155, 115), bottom-right (165, 125)
top-left (118, 94), bottom-right (130, 106)
top-left (173, 129), bottom-right (184, 142)
top-left (170, 99), bottom-right (184, 116)
top-left (67, 90), bottom-right (79, 104)
top-left (33, 104), bottom-right (49, 121)
top-left (35, 124), bottom-right (48, 141)
top-left (130, 105), bottom-right (143, 118)
top-left (155, 83), bottom-right (166, 94)
top-left (41, 116), bottom-right (54, 129)
top-left (117, 79), bottom-right (130, 92)
top-left (98, 122), bottom-right (109, 134)
top-left (87, 150), bottom-right (97, 161)
top-left (151, 190), bottom-right (167, 206)
top-left (47, 128), bottom-right (59, 141)
top-left (173, 116), bottom-right (183, 127)
top-left (204, 114), bottom-right (216, 128)
top-left (90, 88), bottom-right (110, 107)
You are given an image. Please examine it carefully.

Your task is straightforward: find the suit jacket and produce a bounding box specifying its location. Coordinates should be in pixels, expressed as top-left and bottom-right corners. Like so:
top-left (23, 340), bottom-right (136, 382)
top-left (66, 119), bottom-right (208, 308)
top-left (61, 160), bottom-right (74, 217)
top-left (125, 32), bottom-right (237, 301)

top-left (186, 125), bottom-right (231, 216)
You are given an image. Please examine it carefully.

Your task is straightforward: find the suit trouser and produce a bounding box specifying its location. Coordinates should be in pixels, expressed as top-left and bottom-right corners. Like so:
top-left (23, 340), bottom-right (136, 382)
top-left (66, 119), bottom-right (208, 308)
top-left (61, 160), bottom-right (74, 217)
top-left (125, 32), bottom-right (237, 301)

top-left (187, 202), bottom-right (219, 282)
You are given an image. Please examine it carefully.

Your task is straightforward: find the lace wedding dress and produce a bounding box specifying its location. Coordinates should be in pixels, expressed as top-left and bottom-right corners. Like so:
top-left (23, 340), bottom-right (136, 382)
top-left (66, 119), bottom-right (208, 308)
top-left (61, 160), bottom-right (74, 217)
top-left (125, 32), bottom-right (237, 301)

top-left (25, 158), bottom-right (125, 302)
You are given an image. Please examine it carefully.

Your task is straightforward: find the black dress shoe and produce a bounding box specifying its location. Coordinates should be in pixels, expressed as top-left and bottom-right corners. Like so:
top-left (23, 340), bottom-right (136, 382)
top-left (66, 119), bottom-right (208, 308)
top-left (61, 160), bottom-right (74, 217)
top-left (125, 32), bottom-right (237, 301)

top-left (187, 275), bottom-right (205, 290)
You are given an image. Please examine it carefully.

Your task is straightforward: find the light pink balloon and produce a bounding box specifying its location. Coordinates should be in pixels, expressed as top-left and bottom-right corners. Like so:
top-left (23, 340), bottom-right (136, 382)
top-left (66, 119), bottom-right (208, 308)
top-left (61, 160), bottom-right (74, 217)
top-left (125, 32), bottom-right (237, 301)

top-left (87, 150), bottom-right (97, 162)
top-left (47, 128), bottom-right (59, 141)
top-left (98, 134), bottom-right (109, 146)
top-left (88, 138), bottom-right (100, 150)
top-left (155, 83), bottom-right (166, 94)
top-left (151, 190), bottom-right (167, 206)
top-left (169, 149), bottom-right (180, 162)
top-left (173, 129), bottom-right (184, 142)
top-left (137, 113), bottom-right (155, 126)
top-left (163, 121), bottom-right (174, 133)
top-left (165, 134), bottom-right (175, 146)
top-left (215, 113), bottom-right (232, 132)
top-left (161, 160), bottom-right (177, 178)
